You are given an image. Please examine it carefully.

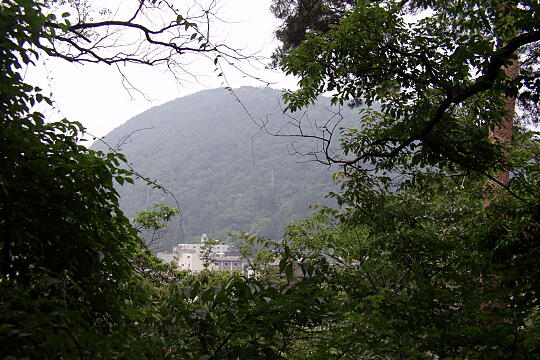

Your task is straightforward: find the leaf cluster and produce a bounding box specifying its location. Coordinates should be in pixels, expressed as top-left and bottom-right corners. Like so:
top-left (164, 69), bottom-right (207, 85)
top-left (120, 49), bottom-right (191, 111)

top-left (277, 0), bottom-right (540, 178)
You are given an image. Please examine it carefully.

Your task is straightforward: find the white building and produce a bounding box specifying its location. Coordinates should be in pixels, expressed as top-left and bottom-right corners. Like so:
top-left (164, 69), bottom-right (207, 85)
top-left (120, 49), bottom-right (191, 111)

top-left (157, 234), bottom-right (246, 273)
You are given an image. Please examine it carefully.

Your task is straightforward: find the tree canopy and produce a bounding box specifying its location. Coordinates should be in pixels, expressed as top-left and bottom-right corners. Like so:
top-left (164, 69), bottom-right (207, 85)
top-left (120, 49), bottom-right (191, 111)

top-left (0, 0), bottom-right (149, 356)
top-left (275, 0), bottom-right (540, 179)
top-left (267, 0), bottom-right (540, 358)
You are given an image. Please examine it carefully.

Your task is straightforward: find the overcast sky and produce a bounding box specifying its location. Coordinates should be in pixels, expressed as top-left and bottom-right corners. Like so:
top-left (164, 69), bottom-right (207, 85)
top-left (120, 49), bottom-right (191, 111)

top-left (28, 0), bottom-right (296, 140)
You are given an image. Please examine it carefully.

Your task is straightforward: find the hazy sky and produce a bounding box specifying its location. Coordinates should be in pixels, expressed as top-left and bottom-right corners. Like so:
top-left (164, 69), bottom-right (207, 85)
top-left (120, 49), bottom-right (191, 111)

top-left (29, 0), bottom-right (296, 140)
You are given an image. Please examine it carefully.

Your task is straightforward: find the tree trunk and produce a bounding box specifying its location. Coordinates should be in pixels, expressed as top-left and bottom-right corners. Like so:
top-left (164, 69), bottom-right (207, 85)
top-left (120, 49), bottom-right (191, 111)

top-left (483, 56), bottom-right (518, 207)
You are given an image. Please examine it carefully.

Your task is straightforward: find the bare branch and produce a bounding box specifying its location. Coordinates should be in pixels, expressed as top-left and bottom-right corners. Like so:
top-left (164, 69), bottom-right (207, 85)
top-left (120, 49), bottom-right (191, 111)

top-left (39, 0), bottom-right (261, 89)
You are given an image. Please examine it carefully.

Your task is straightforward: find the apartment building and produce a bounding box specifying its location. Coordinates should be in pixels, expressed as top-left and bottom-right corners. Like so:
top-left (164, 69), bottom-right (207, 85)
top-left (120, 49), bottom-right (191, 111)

top-left (157, 234), bottom-right (246, 273)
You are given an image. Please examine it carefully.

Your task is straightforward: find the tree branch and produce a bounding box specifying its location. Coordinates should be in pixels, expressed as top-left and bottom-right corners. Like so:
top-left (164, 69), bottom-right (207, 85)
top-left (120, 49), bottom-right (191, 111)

top-left (334, 30), bottom-right (540, 167)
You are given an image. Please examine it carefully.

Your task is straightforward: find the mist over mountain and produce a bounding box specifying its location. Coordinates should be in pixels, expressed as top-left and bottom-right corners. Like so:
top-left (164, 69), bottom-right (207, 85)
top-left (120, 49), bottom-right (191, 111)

top-left (92, 87), bottom-right (359, 251)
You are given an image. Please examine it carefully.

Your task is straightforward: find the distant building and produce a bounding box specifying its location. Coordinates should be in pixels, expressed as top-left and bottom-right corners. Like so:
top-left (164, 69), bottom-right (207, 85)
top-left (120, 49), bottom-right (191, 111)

top-left (156, 253), bottom-right (177, 264)
top-left (211, 248), bottom-right (246, 272)
top-left (157, 234), bottom-right (246, 273)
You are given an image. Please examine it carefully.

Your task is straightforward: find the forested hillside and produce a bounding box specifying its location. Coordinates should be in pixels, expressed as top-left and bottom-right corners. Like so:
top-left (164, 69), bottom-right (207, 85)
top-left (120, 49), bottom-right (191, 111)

top-left (92, 87), bottom-right (357, 250)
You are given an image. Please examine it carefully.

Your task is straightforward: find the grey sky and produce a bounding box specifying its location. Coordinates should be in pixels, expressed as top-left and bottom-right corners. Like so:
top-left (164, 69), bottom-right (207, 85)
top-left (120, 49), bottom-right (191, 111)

top-left (28, 0), bottom-right (296, 139)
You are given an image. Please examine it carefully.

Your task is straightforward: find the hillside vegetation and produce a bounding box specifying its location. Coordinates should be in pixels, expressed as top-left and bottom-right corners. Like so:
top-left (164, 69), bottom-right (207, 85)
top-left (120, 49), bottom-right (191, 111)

top-left (93, 87), bottom-right (358, 250)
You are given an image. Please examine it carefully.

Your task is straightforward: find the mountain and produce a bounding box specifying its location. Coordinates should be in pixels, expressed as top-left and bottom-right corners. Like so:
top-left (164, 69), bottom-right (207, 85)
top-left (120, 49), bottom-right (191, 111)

top-left (92, 87), bottom-right (359, 251)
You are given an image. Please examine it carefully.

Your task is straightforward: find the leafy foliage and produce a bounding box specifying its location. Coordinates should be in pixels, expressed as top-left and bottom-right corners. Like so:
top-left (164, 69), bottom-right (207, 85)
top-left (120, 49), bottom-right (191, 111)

top-left (271, 0), bottom-right (356, 64)
top-left (134, 202), bottom-right (180, 250)
top-left (200, 236), bottom-right (222, 269)
top-left (0, 1), bottom-right (156, 357)
top-left (265, 0), bottom-right (540, 358)
top-left (281, 163), bottom-right (540, 358)
top-left (277, 0), bottom-right (540, 178)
